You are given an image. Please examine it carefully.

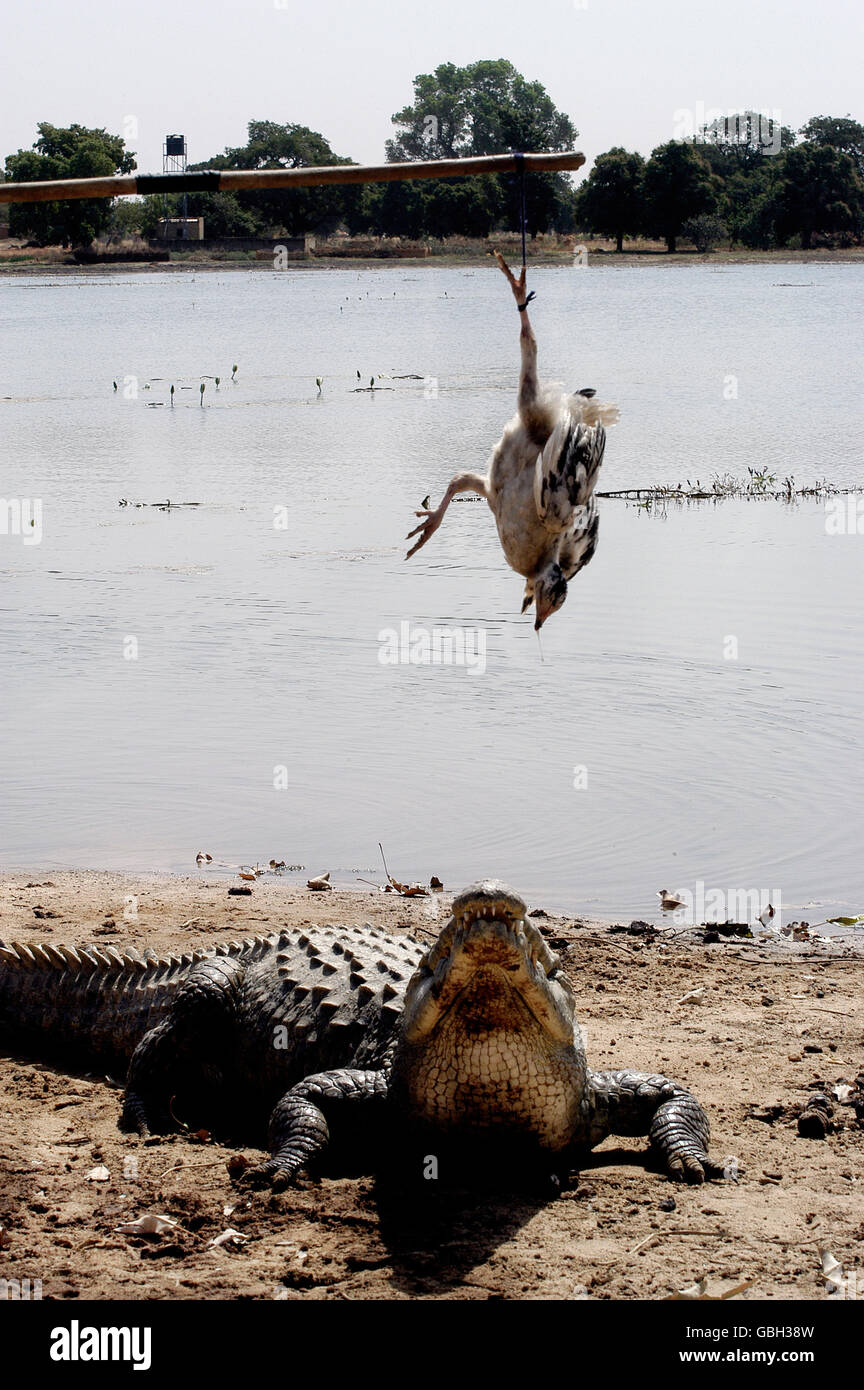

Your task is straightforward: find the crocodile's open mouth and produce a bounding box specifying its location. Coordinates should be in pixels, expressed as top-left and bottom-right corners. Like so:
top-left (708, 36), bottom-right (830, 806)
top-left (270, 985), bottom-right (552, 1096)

top-left (400, 880), bottom-right (576, 1046)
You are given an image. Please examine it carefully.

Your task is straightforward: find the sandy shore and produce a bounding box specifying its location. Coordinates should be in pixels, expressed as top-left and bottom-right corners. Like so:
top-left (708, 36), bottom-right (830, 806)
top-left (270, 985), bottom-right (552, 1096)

top-left (1, 869), bottom-right (862, 1301)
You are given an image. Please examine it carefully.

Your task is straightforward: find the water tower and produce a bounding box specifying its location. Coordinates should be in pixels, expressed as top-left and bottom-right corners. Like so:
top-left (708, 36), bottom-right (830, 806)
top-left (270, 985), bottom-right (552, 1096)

top-left (163, 134), bottom-right (188, 236)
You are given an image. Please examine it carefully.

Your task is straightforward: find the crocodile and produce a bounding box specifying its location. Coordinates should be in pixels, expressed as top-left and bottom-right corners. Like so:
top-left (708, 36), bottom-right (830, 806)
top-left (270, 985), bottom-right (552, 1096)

top-left (0, 880), bottom-right (723, 1187)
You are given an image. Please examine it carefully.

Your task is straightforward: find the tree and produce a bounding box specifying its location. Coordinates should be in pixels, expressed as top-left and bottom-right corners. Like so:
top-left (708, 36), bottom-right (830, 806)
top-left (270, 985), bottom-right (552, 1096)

top-left (799, 115), bottom-right (864, 176)
top-left (106, 198), bottom-right (147, 238)
top-left (643, 141), bottom-right (718, 252)
top-left (420, 177), bottom-right (503, 238)
top-left (4, 123), bottom-right (136, 246)
top-left (680, 213), bottom-right (728, 252)
top-left (356, 175), bottom-right (503, 240)
top-left (143, 189), bottom-right (261, 238)
top-left (360, 181), bottom-right (426, 239)
top-left (197, 121), bottom-right (358, 235)
top-left (387, 59), bottom-right (575, 161)
top-left (387, 60), bottom-right (578, 236)
top-left (772, 143), bottom-right (864, 248)
top-left (800, 115), bottom-right (864, 155)
top-left (574, 147), bottom-right (644, 251)
top-left (697, 111), bottom-right (795, 174)
top-left (722, 167), bottom-right (779, 248)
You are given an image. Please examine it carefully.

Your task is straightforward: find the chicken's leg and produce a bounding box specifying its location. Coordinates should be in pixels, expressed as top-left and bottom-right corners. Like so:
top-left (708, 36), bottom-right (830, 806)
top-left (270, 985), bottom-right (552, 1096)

top-left (493, 250), bottom-right (541, 421)
top-left (405, 472), bottom-right (489, 559)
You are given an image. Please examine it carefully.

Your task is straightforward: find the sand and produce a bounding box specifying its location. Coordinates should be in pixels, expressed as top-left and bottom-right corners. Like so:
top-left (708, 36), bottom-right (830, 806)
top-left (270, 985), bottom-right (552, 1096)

top-left (1, 869), bottom-right (862, 1301)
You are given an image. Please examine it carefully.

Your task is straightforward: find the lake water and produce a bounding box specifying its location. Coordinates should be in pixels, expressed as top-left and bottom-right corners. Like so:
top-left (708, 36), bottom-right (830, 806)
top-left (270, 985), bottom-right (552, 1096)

top-left (1, 261), bottom-right (863, 925)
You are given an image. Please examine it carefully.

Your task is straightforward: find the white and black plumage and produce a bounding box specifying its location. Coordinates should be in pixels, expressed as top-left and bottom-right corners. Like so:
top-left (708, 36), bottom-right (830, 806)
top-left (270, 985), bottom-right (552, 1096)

top-left (406, 251), bottom-right (618, 629)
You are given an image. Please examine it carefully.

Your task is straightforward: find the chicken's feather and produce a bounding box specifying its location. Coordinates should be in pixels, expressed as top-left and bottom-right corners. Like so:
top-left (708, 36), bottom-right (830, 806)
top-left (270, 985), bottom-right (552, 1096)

top-left (533, 405), bottom-right (608, 535)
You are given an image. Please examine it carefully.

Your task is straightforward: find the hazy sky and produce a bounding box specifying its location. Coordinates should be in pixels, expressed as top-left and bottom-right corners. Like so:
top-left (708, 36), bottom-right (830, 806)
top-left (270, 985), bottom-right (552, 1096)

top-left (2, 0), bottom-right (862, 179)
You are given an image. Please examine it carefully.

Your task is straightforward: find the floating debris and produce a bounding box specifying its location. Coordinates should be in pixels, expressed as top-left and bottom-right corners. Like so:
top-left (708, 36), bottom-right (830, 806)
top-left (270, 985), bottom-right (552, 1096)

top-left (116, 1214), bottom-right (179, 1236)
top-left (209, 1228), bottom-right (248, 1249)
top-left (377, 843), bottom-right (429, 897)
top-left (307, 873), bottom-right (333, 892)
top-left (599, 472), bottom-right (861, 507)
top-left (675, 987), bottom-right (705, 1006)
top-left (667, 1276), bottom-right (752, 1301)
top-left (118, 499), bottom-right (202, 509)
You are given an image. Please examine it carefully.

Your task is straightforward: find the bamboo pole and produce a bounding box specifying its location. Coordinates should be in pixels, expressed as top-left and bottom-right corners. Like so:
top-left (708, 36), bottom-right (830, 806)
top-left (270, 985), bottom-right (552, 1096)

top-left (0, 151), bottom-right (584, 206)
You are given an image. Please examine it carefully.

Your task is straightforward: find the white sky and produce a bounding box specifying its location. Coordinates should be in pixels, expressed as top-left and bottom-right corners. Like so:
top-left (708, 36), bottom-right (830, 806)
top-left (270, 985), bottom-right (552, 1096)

top-left (2, 0), bottom-right (862, 179)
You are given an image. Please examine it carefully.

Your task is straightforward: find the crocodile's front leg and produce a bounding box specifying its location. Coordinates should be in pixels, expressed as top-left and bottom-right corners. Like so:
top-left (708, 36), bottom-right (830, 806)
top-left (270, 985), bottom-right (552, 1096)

top-left (241, 1068), bottom-right (389, 1190)
top-left (587, 1070), bottom-right (725, 1184)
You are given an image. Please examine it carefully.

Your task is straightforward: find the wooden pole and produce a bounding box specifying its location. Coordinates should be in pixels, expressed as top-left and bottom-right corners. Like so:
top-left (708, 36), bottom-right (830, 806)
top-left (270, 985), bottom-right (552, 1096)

top-left (0, 150), bottom-right (584, 206)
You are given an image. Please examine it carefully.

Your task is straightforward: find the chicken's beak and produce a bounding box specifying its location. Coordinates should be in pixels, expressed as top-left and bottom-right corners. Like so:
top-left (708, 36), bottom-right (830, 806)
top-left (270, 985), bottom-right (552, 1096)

top-left (534, 597), bottom-right (553, 630)
top-left (521, 593), bottom-right (534, 614)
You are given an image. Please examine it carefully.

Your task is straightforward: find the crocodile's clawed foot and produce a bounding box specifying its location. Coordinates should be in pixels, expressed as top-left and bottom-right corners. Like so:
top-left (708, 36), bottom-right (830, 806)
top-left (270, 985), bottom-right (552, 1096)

top-left (648, 1090), bottom-right (724, 1186)
top-left (119, 1092), bottom-right (159, 1138)
top-left (667, 1151), bottom-right (709, 1185)
top-left (236, 1159), bottom-right (300, 1191)
top-left (666, 1150), bottom-right (730, 1185)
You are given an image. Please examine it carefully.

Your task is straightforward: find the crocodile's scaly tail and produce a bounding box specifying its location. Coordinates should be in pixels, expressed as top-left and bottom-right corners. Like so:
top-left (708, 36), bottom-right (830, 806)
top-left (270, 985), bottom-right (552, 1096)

top-left (0, 939), bottom-right (246, 1075)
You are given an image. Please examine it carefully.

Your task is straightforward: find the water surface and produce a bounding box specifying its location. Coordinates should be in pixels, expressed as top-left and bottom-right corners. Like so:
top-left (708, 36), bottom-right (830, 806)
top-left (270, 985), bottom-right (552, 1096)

top-left (1, 263), bottom-right (863, 923)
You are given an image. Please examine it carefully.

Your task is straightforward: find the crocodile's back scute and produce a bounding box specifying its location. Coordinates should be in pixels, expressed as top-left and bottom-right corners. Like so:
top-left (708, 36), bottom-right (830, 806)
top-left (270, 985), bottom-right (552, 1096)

top-left (233, 925), bottom-right (426, 1091)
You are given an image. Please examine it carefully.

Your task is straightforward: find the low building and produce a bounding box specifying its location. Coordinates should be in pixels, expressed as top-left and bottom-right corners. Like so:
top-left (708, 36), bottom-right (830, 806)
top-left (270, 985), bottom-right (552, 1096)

top-left (156, 217), bottom-right (204, 241)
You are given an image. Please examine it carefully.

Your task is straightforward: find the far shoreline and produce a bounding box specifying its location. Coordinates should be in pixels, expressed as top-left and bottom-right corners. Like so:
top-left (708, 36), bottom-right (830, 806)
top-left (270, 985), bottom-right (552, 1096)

top-left (2, 245), bottom-right (864, 275)
top-left (1, 867), bottom-right (860, 955)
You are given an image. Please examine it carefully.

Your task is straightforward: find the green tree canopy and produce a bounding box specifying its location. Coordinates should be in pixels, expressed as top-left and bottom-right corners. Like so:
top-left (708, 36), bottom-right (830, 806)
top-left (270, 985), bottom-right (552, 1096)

top-left (386, 60), bottom-right (578, 236)
top-left (574, 147), bottom-right (644, 251)
top-left (4, 122), bottom-right (136, 246)
top-left (772, 143), bottom-right (864, 248)
top-left (387, 59), bottom-right (575, 160)
top-left (680, 213), bottom-right (728, 252)
top-left (799, 115), bottom-right (864, 176)
top-left (361, 174), bottom-right (503, 240)
top-left (193, 121), bottom-right (358, 236)
top-left (137, 190), bottom-right (261, 238)
top-left (643, 141), bottom-right (718, 252)
top-left (721, 166), bottom-right (778, 248)
top-left (696, 111), bottom-right (795, 174)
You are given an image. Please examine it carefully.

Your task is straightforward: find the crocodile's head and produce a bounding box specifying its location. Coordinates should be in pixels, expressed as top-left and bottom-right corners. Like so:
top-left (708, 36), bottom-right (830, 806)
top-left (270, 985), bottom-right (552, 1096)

top-left (392, 881), bottom-right (586, 1150)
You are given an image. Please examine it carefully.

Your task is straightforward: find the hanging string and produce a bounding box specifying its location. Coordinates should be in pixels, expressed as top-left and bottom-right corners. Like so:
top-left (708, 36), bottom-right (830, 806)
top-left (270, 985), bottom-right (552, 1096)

top-left (512, 152), bottom-right (535, 311)
top-left (514, 151), bottom-right (527, 266)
